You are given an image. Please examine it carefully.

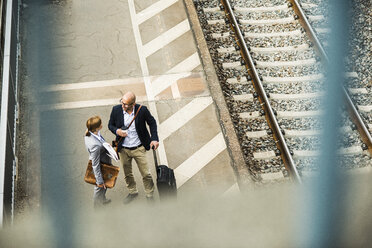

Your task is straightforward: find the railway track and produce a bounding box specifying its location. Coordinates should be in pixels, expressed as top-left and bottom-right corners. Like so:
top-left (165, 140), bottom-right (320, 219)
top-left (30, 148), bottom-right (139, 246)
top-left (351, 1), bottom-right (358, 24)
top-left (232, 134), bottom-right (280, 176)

top-left (298, 0), bottom-right (372, 148)
top-left (193, 0), bottom-right (372, 183)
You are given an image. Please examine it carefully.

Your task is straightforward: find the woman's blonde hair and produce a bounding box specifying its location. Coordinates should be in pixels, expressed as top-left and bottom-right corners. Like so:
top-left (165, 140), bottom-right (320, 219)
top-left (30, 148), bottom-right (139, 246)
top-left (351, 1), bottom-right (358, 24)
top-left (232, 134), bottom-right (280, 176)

top-left (85, 116), bottom-right (102, 136)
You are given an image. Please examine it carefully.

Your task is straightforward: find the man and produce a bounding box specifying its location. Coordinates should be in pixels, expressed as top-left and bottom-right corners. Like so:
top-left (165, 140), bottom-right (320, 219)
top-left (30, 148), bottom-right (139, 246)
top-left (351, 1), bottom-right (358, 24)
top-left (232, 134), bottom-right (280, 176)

top-left (108, 91), bottom-right (159, 204)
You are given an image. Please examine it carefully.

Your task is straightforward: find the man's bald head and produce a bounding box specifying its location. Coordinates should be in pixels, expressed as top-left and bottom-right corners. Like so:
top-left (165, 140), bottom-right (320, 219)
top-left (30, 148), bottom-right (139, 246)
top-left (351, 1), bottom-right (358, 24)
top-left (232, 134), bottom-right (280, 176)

top-left (121, 91), bottom-right (136, 112)
top-left (123, 91), bottom-right (136, 102)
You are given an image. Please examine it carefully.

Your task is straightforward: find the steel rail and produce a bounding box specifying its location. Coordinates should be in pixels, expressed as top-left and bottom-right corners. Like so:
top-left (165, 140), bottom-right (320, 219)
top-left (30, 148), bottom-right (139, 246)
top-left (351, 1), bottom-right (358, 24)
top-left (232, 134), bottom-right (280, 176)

top-left (220, 0), bottom-right (302, 184)
top-left (287, 0), bottom-right (327, 61)
top-left (289, 0), bottom-right (372, 155)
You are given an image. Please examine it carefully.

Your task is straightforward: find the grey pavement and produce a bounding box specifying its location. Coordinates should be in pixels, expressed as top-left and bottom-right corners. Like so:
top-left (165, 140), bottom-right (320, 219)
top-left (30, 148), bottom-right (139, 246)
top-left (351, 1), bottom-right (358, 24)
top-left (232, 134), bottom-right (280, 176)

top-left (17, 0), bottom-right (239, 223)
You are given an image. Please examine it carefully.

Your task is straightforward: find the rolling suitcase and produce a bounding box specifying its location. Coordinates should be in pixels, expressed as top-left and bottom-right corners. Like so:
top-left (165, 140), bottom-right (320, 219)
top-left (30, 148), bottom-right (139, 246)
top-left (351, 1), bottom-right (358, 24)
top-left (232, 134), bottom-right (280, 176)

top-left (153, 149), bottom-right (177, 200)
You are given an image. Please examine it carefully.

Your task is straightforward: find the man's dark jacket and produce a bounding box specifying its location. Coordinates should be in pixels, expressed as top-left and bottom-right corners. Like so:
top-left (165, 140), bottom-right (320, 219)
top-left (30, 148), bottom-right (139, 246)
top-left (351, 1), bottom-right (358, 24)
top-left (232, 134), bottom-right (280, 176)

top-left (108, 104), bottom-right (158, 152)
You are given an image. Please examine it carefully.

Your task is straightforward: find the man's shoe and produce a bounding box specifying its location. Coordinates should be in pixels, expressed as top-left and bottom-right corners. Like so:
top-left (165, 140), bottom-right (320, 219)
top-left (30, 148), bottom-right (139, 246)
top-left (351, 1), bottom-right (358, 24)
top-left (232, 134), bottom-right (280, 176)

top-left (146, 196), bottom-right (155, 205)
top-left (123, 193), bottom-right (138, 204)
top-left (103, 199), bottom-right (111, 205)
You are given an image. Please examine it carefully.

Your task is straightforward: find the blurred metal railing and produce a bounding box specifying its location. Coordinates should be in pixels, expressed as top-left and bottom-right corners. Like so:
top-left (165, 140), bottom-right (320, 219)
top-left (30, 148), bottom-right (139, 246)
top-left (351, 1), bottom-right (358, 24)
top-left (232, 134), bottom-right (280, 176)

top-left (297, 1), bottom-right (354, 247)
top-left (0, 0), bottom-right (20, 228)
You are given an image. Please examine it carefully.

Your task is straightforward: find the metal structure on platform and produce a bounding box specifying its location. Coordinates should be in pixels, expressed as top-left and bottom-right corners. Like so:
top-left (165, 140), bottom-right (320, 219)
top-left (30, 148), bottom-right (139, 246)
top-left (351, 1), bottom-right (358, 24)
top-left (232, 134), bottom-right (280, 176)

top-left (0, 0), bottom-right (20, 227)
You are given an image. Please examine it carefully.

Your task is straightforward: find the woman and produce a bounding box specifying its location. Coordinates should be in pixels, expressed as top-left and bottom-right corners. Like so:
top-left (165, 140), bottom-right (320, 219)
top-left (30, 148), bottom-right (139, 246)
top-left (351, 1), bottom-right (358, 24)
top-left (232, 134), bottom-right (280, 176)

top-left (84, 116), bottom-right (112, 207)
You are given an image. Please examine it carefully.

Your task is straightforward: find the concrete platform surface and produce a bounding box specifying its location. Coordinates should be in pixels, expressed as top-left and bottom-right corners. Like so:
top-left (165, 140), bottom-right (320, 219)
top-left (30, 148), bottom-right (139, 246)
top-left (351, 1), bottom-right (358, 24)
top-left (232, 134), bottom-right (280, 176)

top-left (16, 0), bottom-right (241, 219)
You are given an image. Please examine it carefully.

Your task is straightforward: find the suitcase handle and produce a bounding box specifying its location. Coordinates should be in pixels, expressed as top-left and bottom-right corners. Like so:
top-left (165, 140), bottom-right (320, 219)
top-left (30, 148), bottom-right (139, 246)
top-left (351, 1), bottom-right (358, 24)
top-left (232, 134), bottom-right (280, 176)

top-left (152, 148), bottom-right (159, 168)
